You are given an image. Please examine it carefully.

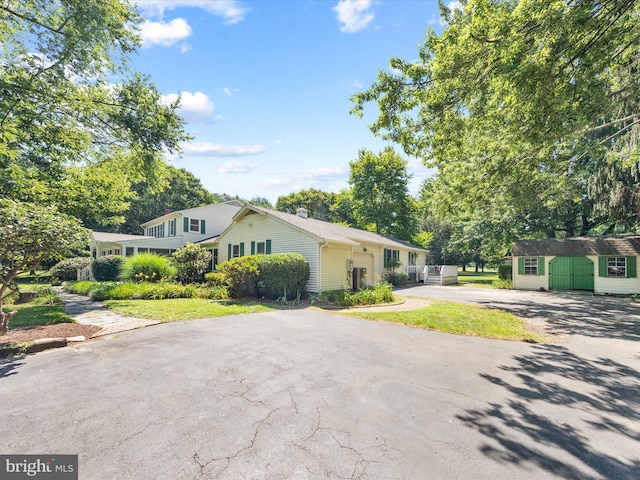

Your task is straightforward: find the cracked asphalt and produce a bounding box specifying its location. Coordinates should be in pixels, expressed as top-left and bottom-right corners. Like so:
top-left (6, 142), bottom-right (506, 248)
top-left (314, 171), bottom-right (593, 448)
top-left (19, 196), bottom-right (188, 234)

top-left (2, 294), bottom-right (639, 479)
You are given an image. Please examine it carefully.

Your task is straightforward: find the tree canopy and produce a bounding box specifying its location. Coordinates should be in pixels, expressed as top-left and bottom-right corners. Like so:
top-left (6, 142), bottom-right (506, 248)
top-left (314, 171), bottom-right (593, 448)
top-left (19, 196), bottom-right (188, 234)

top-left (0, 0), bottom-right (190, 226)
top-left (348, 147), bottom-right (417, 241)
top-left (352, 0), bottom-right (640, 239)
top-left (0, 199), bottom-right (91, 334)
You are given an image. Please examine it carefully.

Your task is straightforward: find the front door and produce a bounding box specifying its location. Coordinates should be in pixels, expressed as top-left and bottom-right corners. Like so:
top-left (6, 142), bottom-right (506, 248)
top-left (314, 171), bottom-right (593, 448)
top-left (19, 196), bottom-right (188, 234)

top-left (549, 256), bottom-right (594, 291)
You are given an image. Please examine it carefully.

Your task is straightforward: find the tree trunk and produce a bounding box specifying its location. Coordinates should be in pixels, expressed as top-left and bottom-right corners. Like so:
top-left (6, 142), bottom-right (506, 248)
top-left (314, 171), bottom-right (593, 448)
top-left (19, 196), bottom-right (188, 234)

top-left (0, 310), bottom-right (18, 336)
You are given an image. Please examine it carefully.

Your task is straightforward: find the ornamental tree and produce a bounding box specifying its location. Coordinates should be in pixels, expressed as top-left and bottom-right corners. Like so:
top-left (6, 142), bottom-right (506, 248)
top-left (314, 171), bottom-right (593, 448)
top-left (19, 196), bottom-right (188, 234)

top-left (0, 200), bottom-right (91, 335)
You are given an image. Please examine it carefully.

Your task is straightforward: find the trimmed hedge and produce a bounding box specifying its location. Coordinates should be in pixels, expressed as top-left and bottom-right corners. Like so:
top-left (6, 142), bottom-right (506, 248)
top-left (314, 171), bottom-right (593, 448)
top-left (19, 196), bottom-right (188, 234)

top-left (91, 255), bottom-right (125, 281)
top-left (49, 256), bottom-right (91, 281)
top-left (257, 253), bottom-right (310, 300)
top-left (215, 256), bottom-right (260, 298)
top-left (498, 264), bottom-right (513, 280)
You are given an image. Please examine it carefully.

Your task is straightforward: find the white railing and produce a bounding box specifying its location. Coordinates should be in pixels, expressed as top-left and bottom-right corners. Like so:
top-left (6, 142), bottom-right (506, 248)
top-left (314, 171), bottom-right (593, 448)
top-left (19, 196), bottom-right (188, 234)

top-left (406, 265), bottom-right (459, 286)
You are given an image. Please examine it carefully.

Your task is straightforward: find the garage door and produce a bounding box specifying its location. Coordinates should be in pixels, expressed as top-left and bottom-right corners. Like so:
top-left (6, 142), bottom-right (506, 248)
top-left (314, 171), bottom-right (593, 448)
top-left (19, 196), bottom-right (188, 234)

top-left (549, 256), bottom-right (594, 291)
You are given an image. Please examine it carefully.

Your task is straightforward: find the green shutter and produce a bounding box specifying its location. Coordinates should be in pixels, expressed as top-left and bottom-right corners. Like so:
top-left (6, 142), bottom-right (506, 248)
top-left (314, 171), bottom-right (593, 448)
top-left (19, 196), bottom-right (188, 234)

top-left (598, 256), bottom-right (608, 277)
top-left (200, 219), bottom-right (206, 234)
top-left (517, 258), bottom-right (524, 275)
top-left (537, 257), bottom-right (545, 276)
top-left (184, 217), bottom-right (189, 233)
top-left (627, 256), bottom-right (637, 278)
top-left (227, 243), bottom-right (231, 260)
top-left (251, 241), bottom-right (255, 255)
top-left (240, 242), bottom-right (245, 256)
top-left (266, 239), bottom-right (272, 254)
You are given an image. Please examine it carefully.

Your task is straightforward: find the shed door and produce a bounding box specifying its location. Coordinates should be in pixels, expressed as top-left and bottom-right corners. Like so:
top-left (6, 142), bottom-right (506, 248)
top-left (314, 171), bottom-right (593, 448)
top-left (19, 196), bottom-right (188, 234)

top-left (549, 257), bottom-right (594, 291)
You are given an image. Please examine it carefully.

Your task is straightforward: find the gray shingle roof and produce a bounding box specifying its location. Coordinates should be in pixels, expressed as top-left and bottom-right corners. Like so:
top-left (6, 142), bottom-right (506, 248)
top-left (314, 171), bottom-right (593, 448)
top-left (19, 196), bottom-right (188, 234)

top-left (248, 205), bottom-right (427, 251)
top-left (512, 235), bottom-right (640, 257)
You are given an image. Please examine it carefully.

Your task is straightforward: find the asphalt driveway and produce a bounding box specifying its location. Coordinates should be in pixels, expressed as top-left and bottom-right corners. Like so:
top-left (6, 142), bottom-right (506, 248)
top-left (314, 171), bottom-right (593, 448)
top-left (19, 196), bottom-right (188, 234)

top-left (1, 295), bottom-right (639, 479)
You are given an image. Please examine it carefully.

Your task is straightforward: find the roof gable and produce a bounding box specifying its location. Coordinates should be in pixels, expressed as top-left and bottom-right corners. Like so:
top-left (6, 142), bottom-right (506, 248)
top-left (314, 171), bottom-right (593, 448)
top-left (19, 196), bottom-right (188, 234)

top-left (235, 205), bottom-right (427, 251)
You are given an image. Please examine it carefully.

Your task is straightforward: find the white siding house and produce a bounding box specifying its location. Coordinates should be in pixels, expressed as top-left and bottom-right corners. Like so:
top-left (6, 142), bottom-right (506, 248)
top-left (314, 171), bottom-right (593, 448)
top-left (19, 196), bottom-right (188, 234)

top-left (90, 201), bottom-right (243, 258)
top-left (512, 235), bottom-right (640, 295)
top-left (200, 205), bottom-right (428, 293)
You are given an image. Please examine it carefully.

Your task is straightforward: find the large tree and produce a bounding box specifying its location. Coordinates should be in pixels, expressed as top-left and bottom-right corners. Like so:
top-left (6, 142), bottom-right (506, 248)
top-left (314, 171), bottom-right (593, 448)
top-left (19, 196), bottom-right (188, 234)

top-left (0, 200), bottom-right (91, 334)
top-left (275, 189), bottom-right (338, 222)
top-left (352, 0), bottom-right (640, 238)
top-left (348, 147), bottom-right (417, 241)
top-left (119, 165), bottom-right (222, 234)
top-left (0, 0), bottom-right (189, 225)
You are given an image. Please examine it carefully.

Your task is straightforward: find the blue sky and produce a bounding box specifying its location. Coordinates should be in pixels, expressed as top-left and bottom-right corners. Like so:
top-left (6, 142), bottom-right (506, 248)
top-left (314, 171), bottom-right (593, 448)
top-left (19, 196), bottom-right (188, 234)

top-left (131, 0), bottom-right (449, 204)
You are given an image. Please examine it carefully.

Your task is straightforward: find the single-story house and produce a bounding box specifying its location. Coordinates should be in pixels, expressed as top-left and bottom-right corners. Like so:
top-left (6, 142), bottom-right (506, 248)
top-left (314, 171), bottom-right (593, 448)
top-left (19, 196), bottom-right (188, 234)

top-left (198, 204), bottom-right (428, 293)
top-left (90, 201), bottom-right (243, 258)
top-left (512, 235), bottom-right (640, 295)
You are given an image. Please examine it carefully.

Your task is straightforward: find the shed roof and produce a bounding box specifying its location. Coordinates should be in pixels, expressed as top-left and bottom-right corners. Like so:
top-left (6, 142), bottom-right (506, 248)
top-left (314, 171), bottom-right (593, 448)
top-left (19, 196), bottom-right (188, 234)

top-left (512, 235), bottom-right (640, 257)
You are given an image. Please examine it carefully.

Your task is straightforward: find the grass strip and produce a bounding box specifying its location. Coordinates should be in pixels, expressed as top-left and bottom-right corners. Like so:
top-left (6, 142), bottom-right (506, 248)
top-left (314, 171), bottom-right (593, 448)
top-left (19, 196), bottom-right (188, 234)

top-left (6, 304), bottom-right (74, 328)
top-left (346, 300), bottom-right (545, 342)
top-left (103, 298), bottom-right (282, 322)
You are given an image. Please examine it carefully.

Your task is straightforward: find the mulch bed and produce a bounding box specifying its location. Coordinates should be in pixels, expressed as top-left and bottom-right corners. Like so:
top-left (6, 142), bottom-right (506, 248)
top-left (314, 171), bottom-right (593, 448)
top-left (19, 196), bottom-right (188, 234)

top-left (1, 323), bottom-right (101, 347)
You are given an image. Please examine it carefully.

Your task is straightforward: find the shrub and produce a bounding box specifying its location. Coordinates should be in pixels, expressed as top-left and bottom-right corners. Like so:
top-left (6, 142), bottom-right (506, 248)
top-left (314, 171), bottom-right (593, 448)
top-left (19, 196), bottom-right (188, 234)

top-left (205, 271), bottom-right (226, 286)
top-left (257, 253), bottom-right (310, 300)
top-left (493, 279), bottom-right (514, 289)
top-left (383, 271), bottom-right (408, 287)
top-left (497, 264), bottom-right (513, 280)
top-left (199, 285), bottom-right (229, 300)
top-left (49, 256), bottom-right (91, 281)
top-left (89, 281), bottom-right (197, 301)
top-left (119, 253), bottom-right (177, 283)
top-left (171, 243), bottom-right (212, 284)
top-left (64, 280), bottom-right (99, 296)
top-left (92, 255), bottom-right (125, 281)
top-left (215, 256), bottom-right (259, 298)
top-left (314, 282), bottom-right (394, 307)
top-left (30, 285), bottom-right (63, 306)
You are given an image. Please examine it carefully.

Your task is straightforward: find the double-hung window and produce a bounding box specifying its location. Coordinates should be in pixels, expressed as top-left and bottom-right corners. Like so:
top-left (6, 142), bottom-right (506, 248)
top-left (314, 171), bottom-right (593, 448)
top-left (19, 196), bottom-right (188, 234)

top-left (524, 257), bottom-right (538, 275)
top-left (190, 218), bottom-right (200, 232)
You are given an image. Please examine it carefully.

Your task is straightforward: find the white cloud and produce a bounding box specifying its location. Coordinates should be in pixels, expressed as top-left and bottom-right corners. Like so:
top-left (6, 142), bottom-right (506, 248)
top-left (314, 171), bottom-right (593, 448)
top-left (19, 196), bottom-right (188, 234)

top-left (223, 87), bottom-right (240, 96)
top-left (161, 91), bottom-right (215, 122)
top-left (135, 0), bottom-right (249, 24)
top-left (218, 161), bottom-right (261, 173)
top-left (333, 0), bottom-right (375, 33)
top-left (183, 142), bottom-right (267, 157)
top-left (262, 167), bottom-right (346, 187)
top-left (140, 18), bottom-right (192, 47)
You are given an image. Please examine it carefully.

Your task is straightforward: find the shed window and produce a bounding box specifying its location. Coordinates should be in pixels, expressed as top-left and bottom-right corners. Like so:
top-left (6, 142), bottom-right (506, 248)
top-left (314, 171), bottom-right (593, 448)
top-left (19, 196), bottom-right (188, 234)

top-left (518, 257), bottom-right (544, 276)
top-left (607, 257), bottom-right (626, 277)
top-left (599, 256), bottom-right (637, 278)
top-left (524, 258), bottom-right (538, 275)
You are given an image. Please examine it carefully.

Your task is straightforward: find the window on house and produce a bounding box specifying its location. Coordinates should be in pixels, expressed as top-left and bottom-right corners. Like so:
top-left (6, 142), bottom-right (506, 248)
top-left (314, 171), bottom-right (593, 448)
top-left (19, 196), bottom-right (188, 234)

top-left (607, 257), bottom-right (626, 277)
top-left (232, 244), bottom-right (240, 258)
top-left (169, 219), bottom-right (176, 236)
top-left (384, 249), bottom-right (400, 268)
top-left (524, 257), bottom-right (538, 275)
top-left (208, 249), bottom-right (218, 271)
top-left (190, 218), bottom-right (200, 232)
top-left (408, 252), bottom-right (417, 266)
top-left (256, 242), bottom-right (266, 254)
top-left (126, 247), bottom-right (134, 257)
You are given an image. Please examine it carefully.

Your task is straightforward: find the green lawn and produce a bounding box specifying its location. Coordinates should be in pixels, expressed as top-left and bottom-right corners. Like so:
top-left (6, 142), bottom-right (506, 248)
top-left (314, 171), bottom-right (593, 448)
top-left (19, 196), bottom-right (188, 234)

top-left (456, 269), bottom-right (499, 287)
top-left (346, 300), bottom-right (545, 342)
top-left (6, 304), bottom-right (74, 329)
top-left (104, 298), bottom-right (283, 322)
top-left (14, 272), bottom-right (53, 291)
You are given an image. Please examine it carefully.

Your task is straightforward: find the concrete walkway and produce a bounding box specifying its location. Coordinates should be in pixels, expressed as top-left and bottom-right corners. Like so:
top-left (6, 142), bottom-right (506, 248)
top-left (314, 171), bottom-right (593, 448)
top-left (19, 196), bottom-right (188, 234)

top-left (58, 290), bottom-right (160, 337)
